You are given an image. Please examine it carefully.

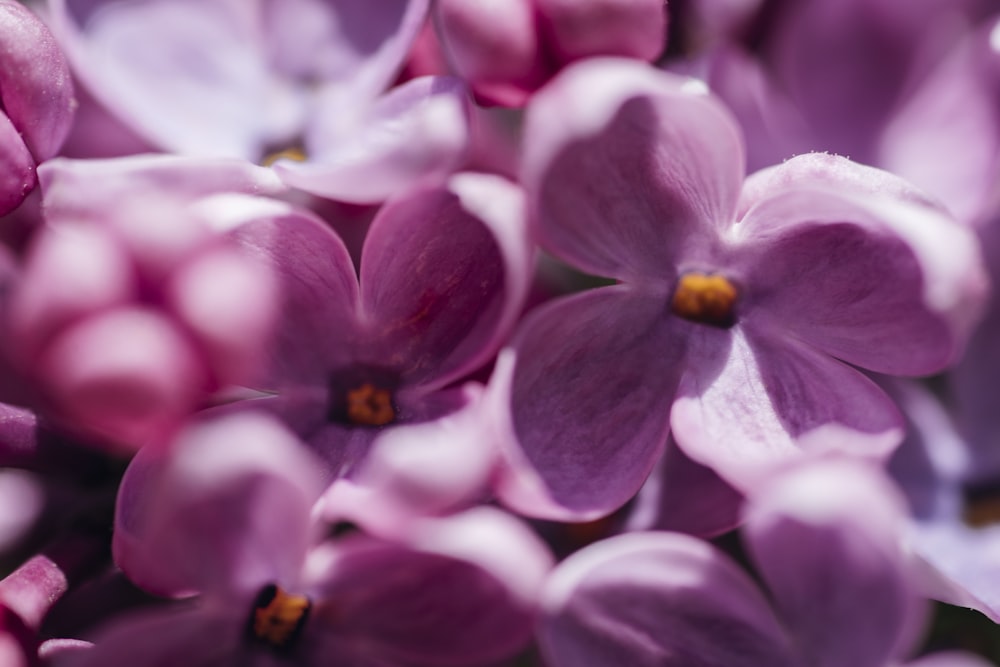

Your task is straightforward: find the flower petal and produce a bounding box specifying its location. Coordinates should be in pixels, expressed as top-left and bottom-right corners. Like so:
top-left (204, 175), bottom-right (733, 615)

top-left (522, 58), bottom-right (744, 282)
top-left (360, 174), bottom-right (529, 389)
top-left (230, 206), bottom-right (360, 388)
top-left (114, 412), bottom-right (325, 598)
top-left (735, 156), bottom-right (987, 375)
top-left (671, 326), bottom-right (903, 492)
top-left (306, 508), bottom-right (551, 666)
top-left (743, 458), bottom-right (921, 667)
top-left (498, 286), bottom-right (682, 520)
top-left (278, 76), bottom-right (471, 203)
top-left (538, 532), bottom-right (799, 667)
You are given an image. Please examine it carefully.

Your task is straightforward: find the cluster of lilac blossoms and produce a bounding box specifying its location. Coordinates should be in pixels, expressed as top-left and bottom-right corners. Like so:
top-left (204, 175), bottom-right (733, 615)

top-left (3, 0), bottom-right (1000, 665)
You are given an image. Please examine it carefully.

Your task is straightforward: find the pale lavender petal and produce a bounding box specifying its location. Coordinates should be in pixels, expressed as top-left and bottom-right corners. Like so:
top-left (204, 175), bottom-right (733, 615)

top-left (114, 412), bottom-right (325, 598)
top-left (38, 155), bottom-right (286, 221)
top-left (0, 0), bottom-right (75, 160)
top-left (523, 58), bottom-right (743, 282)
top-left (498, 286), bottom-right (682, 520)
top-left (880, 17), bottom-right (1000, 225)
top-left (230, 207), bottom-right (360, 388)
top-left (735, 155), bottom-right (988, 375)
top-left (539, 532), bottom-right (799, 667)
top-left (264, 0), bottom-right (430, 98)
top-left (671, 326), bottom-right (903, 492)
top-left (277, 76), bottom-right (470, 204)
top-left (743, 459), bottom-right (921, 667)
top-left (535, 0), bottom-right (666, 63)
top-left (49, 0), bottom-right (299, 159)
top-left (360, 173), bottom-right (529, 388)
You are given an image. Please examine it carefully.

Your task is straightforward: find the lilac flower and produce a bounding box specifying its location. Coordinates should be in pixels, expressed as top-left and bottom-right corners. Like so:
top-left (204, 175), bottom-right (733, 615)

top-left (537, 459), bottom-right (927, 667)
top-left (101, 411), bottom-right (552, 667)
top-left (495, 58), bottom-right (987, 520)
top-left (4, 157), bottom-right (281, 447)
top-left (434, 0), bottom-right (666, 106)
top-left (229, 172), bottom-right (531, 478)
top-left (46, 0), bottom-right (470, 202)
top-left (0, 0), bottom-right (75, 215)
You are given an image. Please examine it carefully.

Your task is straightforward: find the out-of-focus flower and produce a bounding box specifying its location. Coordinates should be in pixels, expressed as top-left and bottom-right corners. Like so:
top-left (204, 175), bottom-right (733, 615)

top-left (537, 459), bottom-right (929, 667)
top-left (102, 411), bottom-right (552, 667)
top-left (46, 0), bottom-right (471, 203)
top-left (0, 0), bottom-right (75, 215)
top-left (229, 172), bottom-right (532, 479)
top-left (496, 58), bottom-right (988, 520)
top-left (4, 156), bottom-right (282, 448)
top-left (434, 0), bottom-right (667, 106)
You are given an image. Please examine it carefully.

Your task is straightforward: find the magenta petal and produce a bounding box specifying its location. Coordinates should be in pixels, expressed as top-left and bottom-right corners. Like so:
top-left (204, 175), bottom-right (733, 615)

top-left (360, 174), bottom-right (529, 388)
top-left (535, 0), bottom-right (667, 63)
top-left (538, 532), bottom-right (799, 667)
top-left (499, 286), bottom-right (681, 520)
top-left (0, 0), bottom-right (74, 160)
top-left (114, 412), bottom-right (325, 598)
top-left (743, 459), bottom-right (920, 667)
top-left (907, 653), bottom-right (998, 667)
top-left (278, 76), bottom-right (471, 204)
top-left (672, 327), bottom-right (903, 492)
top-left (522, 58), bottom-right (744, 282)
top-left (231, 207), bottom-right (360, 388)
top-left (0, 113), bottom-right (36, 216)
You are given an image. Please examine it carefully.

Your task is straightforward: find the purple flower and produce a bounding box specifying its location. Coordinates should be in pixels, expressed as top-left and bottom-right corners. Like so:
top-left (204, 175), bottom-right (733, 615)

top-left (229, 172), bottom-right (532, 478)
top-left (495, 58), bottom-right (987, 520)
top-left (5, 157), bottom-right (281, 447)
top-left (0, 0), bottom-right (75, 215)
top-left (102, 412), bottom-right (552, 667)
top-left (537, 459), bottom-right (925, 667)
top-left (46, 0), bottom-right (470, 202)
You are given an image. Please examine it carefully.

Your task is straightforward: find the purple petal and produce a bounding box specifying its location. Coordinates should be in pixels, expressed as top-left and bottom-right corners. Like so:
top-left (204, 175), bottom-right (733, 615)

top-left (742, 459), bottom-right (921, 667)
top-left (277, 76), bottom-right (471, 204)
top-left (624, 437), bottom-right (743, 538)
top-left (735, 154), bottom-right (988, 375)
top-left (671, 326), bottom-right (903, 492)
top-left (0, 0), bottom-right (75, 160)
top-left (306, 508), bottom-right (551, 665)
top-left (497, 286), bottom-right (682, 520)
top-left (360, 174), bottom-right (529, 389)
top-left (114, 412), bottom-right (325, 598)
top-left (538, 532), bottom-right (799, 667)
top-left (880, 18), bottom-right (1000, 225)
top-left (319, 383), bottom-right (498, 530)
top-left (522, 58), bottom-right (744, 282)
top-left (907, 653), bottom-right (998, 667)
top-left (230, 206), bottom-right (360, 389)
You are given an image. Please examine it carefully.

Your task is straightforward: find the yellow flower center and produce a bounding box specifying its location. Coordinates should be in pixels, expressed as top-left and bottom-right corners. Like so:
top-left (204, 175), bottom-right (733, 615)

top-left (249, 584), bottom-right (311, 650)
top-left (346, 382), bottom-right (396, 426)
top-left (261, 146), bottom-right (307, 167)
top-left (670, 272), bottom-right (739, 328)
